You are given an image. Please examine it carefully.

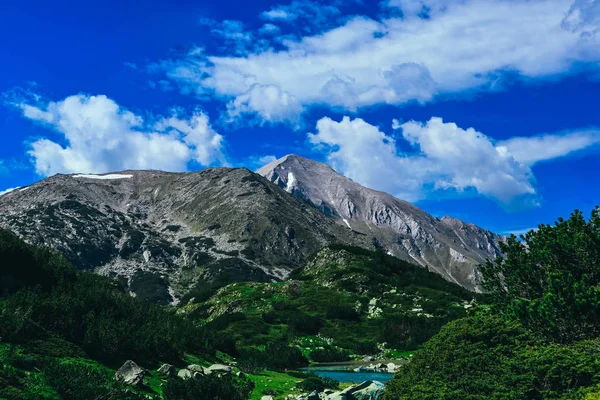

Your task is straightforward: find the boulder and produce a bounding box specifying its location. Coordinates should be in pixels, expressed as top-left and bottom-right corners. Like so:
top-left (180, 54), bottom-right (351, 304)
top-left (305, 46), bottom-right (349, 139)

top-left (207, 363), bottom-right (232, 373)
top-left (187, 364), bottom-right (204, 373)
top-left (306, 391), bottom-right (321, 400)
top-left (157, 363), bottom-right (175, 377)
top-left (344, 380), bottom-right (384, 400)
top-left (326, 393), bottom-right (347, 400)
top-left (115, 360), bottom-right (146, 386)
top-left (177, 369), bottom-right (192, 380)
top-left (193, 372), bottom-right (204, 380)
top-left (261, 396), bottom-right (274, 400)
top-left (386, 363), bottom-right (397, 373)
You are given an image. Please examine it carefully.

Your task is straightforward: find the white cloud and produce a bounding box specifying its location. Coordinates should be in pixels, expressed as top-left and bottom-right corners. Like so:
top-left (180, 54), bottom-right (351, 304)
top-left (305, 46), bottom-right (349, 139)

top-left (226, 84), bottom-right (303, 126)
top-left (383, 0), bottom-right (447, 16)
top-left (562, 0), bottom-right (600, 37)
top-left (258, 155), bottom-right (277, 164)
top-left (13, 94), bottom-right (227, 176)
top-left (499, 128), bottom-right (600, 165)
top-left (161, 0), bottom-right (600, 124)
top-left (259, 23), bottom-right (281, 35)
top-left (261, 9), bottom-right (294, 21)
top-left (309, 116), bottom-right (600, 205)
top-left (0, 187), bottom-right (19, 196)
top-left (260, 0), bottom-right (340, 25)
top-left (503, 227), bottom-right (539, 236)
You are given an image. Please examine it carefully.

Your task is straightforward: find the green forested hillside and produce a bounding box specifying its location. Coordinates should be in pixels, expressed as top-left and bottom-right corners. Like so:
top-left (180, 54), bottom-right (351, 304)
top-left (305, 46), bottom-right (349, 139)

top-left (8, 206), bottom-right (600, 400)
top-left (180, 245), bottom-right (477, 364)
top-left (0, 229), bottom-right (253, 400)
top-left (385, 208), bottom-right (600, 400)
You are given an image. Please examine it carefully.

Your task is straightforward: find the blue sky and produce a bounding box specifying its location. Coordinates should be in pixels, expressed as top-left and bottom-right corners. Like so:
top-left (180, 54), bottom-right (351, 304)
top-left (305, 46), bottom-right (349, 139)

top-left (1, 0), bottom-right (600, 235)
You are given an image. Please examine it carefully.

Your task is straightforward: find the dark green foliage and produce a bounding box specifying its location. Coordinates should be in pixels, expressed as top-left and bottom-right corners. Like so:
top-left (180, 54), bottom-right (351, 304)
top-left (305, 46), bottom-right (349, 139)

top-left (0, 229), bottom-right (253, 399)
top-left (337, 339), bottom-right (378, 355)
top-left (309, 347), bottom-right (351, 363)
top-left (206, 312), bottom-right (247, 331)
top-left (482, 207), bottom-right (600, 343)
top-left (23, 338), bottom-right (86, 358)
top-left (379, 313), bottom-right (451, 350)
top-left (129, 270), bottom-right (172, 305)
top-left (237, 342), bottom-right (308, 372)
top-left (163, 374), bottom-right (253, 400)
top-left (180, 285), bottom-right (219, 304)
top-left (43, 359), bottom-right (140, 400)
top-left (199, 243), bottom-right (473, 358)
top-left (287, 312), bottom-right (322, 335)
top-left (318, 245), bottom-right (475, 299)
top-left (297, 375), bottom-right (339, 393)
top-left (326, 304), bottom-right (360, 321)
top-left (384, 314), bottom-right (600, 400)
top-left (0, 228), bottom-right (213, 366)
top-left (0, 229), bottom-right (75, 295)
top-left (0, 346), bottom-right (145, 400)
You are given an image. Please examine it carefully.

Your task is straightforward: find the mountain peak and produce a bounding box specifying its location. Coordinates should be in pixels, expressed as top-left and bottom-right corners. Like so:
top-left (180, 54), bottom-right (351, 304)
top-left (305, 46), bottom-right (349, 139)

top-left (257, 154), bottom-right (505, 291)
top-left (257, 154), bottom-right (332, 175)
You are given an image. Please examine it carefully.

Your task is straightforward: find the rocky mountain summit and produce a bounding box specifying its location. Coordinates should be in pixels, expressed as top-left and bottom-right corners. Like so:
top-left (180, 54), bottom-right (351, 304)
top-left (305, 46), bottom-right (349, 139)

top-left (0, 168), bottom-right (371, 304)
top-left (258, 155), bottom-right (506, 291)
top-left (0, 155), bottom-right (504, 301)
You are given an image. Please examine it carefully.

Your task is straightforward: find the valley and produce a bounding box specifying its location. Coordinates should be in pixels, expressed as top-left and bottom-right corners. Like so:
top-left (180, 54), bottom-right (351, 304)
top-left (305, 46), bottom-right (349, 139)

top-left (1, 160), bottom-right (600, 400)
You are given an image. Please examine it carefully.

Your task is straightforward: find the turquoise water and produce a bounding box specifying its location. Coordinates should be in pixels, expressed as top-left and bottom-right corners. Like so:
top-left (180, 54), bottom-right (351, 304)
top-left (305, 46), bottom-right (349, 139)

top-left (300, 366), bottom-right (393, 383)
top-left (309, 370), bottom-right (393, 383)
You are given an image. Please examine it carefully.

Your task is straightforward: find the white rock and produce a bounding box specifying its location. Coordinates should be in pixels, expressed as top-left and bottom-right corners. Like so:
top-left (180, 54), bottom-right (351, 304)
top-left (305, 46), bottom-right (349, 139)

top-left (177, 369), bottom-right (192, 380)
top-left (115, 360), bottom-right (146, 386)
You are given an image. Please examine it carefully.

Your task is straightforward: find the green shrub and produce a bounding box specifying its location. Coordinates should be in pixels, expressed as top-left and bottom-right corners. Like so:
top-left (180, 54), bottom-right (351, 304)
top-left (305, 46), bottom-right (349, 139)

top-left (309, 347), bottom-right (351, 363)
top-left (482, 208), bottom-right (600, 344)
top-left (163, 374), bottom-right (253, 400)
top-left (0, 229), bottom-right (214, 365)
top-left (238, 342), bottom-right (308, 372)
top-left (298, 375), bottom-right (339, 393)
top-left (326, 304), bottom-right (360, 321)
top-left (384, 314), bottom-right (600, 400)
top-left (288, 313), bottom-right (322, 335)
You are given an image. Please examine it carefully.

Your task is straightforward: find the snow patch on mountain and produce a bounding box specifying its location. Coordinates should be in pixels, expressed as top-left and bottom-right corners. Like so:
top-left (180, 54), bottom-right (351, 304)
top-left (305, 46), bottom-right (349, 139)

top-left (285, 172), bottom-right (296, 192)
top-left (73, 174), bottom-right (133, 180)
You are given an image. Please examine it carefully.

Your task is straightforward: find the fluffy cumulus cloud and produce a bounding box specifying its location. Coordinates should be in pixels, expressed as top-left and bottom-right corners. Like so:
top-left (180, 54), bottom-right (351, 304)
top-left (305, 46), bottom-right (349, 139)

top-left (260, 0), bottom-right (341, 27)
top-left (13, 94), bottom-right (227, 176)
top-left (562, 0), bottom-right (600, 36)
top-left (499, 129), bottom-right (600, 165)
top-left (158, 0), bottom-right (600, 125)
top-left (308, 116), bottom-right (600, 205)
top-left (226, 84), bottom-right (304, 126)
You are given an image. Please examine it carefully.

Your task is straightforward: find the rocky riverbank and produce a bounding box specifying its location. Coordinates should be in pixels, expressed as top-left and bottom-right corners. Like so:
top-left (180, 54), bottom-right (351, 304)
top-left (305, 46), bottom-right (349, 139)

top-left (274, 380), bottom-right (384, 400)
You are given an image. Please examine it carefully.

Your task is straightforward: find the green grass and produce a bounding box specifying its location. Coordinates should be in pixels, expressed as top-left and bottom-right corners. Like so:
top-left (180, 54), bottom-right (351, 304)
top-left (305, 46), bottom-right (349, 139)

top-left (144, 370), bottom-right (165, 397)
top-left (248, 371), bottom-right (304, 400)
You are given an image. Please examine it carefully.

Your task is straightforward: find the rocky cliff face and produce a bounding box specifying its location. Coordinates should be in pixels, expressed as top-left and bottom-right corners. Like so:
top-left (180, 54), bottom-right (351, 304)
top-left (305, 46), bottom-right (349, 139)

top-left (0, 168), bottom-right (371, 304)
top-left (258, 155), bottom-right (506, 291)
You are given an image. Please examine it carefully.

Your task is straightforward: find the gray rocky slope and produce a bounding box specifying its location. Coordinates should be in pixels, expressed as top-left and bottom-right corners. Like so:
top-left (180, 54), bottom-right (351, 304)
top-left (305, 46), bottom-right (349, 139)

top-left (258, 155), bottom-right (506, 291)
top-left (0, 168), bottom-right (372, 304)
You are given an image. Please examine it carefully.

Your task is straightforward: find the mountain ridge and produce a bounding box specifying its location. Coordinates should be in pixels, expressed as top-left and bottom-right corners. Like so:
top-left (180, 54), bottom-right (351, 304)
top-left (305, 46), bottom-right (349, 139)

top-left (258, 154), bottom-right (506, 291)
top-left (0, 167), bottom-right (372, 304)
